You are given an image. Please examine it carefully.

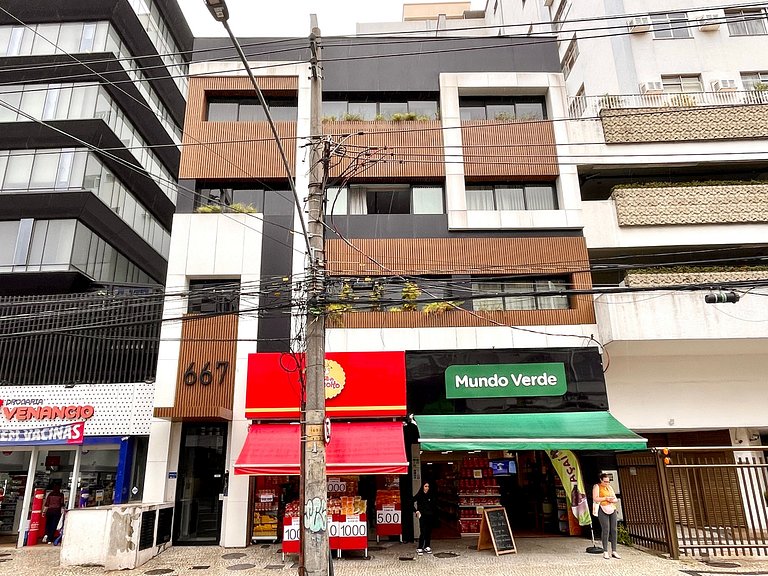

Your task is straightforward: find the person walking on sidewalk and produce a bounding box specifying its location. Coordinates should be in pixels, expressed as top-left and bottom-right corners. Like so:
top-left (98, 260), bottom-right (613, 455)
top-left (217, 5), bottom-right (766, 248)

top-left (592, 473), bottom-right (620, 560)
top-left (414, 482), bottom-right (435, 555)
top-left (43, 482), bottom-right (65, 545)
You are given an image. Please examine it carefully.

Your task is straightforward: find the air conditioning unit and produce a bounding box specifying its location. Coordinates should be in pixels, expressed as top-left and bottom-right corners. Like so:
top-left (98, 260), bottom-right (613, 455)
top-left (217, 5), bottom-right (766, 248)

top-left (639, 81), bottom-right (664, 95)
top-left (697, 14), bottom-right (721, 31)
top-left (627, 16), bottom-right (652, 33)
top-left (711, 79), bottom-right (737, 92)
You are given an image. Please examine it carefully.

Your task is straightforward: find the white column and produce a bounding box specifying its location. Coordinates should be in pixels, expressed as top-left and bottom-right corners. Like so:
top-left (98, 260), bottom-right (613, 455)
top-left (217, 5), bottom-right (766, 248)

top-left (143, 419), bottom-right (175, 503)
top-left (68, 447), bottom-right (82, 510)
top-left (16, 447), bottom-right (39, 548)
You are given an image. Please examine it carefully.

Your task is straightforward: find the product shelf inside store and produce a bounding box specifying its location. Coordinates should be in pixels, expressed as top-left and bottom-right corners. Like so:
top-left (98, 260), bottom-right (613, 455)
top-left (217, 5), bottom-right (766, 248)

top-left (457, 492), bottom-right (500, 497)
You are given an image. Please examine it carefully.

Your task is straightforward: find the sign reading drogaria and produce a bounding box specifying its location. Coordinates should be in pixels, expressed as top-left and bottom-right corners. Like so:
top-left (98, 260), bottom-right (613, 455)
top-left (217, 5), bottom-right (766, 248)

top-left (445, 363), bottom-right (567, 399)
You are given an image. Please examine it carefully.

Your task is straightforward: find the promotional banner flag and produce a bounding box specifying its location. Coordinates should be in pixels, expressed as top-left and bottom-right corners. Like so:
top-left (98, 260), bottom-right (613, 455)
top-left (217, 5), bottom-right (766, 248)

top-left (548, 449), bottom-right (591, 526)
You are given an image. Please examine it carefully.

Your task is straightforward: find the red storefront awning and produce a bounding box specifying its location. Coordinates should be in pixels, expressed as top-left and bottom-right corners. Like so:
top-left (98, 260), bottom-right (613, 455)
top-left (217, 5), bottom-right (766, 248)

top-left (234, 421), bottom-right (408, 476)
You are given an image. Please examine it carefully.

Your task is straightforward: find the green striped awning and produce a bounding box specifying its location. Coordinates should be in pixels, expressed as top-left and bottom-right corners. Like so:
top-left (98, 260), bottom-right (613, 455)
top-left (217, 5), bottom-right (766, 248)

top-left (415, 411), bottom-right (646, 452)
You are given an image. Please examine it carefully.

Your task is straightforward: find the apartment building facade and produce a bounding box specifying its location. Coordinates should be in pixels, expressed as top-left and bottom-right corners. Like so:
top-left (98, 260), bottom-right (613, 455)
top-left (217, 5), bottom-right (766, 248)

top-left (0, 0), bottom-right (191, 545)
top-left (480, 0), bottom-right (768, 556)
top-left (144, 33), bottom-right (650, 549)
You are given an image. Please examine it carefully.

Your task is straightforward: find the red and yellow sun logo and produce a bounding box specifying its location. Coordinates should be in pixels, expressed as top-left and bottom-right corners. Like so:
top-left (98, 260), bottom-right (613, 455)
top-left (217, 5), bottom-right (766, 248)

top-left (324, 360), bottom-right (345, 400)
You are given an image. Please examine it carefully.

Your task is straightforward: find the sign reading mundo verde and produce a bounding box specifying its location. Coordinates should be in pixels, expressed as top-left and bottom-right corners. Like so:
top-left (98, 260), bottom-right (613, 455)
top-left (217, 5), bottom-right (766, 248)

top-left (445, 363), bottom-right (567, 399)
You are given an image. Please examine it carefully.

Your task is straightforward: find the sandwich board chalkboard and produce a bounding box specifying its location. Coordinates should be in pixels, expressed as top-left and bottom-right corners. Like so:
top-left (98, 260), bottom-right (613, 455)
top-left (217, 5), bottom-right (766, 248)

top-left (477, 506), bottom-right (516, 556)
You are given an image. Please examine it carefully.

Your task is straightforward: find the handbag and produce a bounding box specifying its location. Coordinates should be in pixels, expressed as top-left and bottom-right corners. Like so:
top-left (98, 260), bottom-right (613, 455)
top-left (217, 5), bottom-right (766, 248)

top-left (600, 502), bottom-right (617, 515)
top-left (592, 502), bottom-right (599, 517)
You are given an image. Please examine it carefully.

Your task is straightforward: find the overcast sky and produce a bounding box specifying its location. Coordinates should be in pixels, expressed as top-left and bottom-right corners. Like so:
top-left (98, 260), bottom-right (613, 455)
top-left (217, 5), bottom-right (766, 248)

top-left (178, 0), bottom-right (486, 38)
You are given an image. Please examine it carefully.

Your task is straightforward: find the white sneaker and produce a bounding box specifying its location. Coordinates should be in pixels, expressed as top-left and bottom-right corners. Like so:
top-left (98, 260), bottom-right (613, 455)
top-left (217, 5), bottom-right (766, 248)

top-left (425, 547), bottom-right (432, 553)
top-left (612, 551), bottom-right (621, 559)
top-left (416, 548), bottom-right (423, 555)
top-left (603, 551), bottom-right (610, 559)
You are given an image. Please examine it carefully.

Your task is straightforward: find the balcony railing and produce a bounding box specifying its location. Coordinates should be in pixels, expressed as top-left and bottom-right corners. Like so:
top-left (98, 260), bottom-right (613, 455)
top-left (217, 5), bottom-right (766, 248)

top-left (567, 90), bottom-right (768, 119)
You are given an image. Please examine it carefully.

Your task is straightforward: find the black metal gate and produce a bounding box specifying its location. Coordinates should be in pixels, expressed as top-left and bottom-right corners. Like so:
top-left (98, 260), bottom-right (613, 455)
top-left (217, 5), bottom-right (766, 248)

top-left (618, 448), bottom-right (768, 559)
top-left (617, 451), bottom-right (676, 556)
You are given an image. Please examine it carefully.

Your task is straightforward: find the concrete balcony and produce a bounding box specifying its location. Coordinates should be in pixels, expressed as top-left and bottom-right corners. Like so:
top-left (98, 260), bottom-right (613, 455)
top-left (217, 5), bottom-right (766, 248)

top-left (582, 185), bottom-right (768, 249)
top-left (594, 289), bottom-right (767, 344)
top-left (564, 92), bottom-right (768, 165)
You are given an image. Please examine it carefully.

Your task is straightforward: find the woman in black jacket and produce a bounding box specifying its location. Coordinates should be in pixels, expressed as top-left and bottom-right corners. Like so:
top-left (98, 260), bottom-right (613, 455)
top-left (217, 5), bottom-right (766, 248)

top-left (413, 482), bottom-right (435, 554)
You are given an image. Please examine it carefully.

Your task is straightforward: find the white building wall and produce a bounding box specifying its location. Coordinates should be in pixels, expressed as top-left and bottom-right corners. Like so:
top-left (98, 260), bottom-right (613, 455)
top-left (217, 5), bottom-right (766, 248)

top-left (496, 0), bottom-right (768, 99)
top-left (327, 324), bottom-right (599, 352)
top-left (604, 346), bottom-right (768, 432)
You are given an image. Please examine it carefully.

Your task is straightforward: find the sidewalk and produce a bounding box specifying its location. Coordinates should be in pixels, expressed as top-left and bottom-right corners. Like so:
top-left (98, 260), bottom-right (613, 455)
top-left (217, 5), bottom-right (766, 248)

top-left (3, 537), bottom-right (768, 576)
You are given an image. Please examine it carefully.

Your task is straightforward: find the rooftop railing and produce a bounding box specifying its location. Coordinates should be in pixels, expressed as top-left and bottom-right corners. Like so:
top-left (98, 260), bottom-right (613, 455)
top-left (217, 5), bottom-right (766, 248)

top-left (567, 89), bottom-right (768, 119)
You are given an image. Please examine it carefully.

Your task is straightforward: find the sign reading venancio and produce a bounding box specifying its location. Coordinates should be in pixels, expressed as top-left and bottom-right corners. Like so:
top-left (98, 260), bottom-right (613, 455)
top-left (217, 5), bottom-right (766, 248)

top-left (445, 363), bottom-right (567, 399)
top-left (1, 399), bottom-right (95, 422)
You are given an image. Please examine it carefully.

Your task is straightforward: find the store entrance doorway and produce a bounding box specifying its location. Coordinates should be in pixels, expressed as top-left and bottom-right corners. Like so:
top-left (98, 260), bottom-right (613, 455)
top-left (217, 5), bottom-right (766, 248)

top-left (174, 423), bottom-right (228, 545)
top-left (421, 450), bottom-right (570, 539)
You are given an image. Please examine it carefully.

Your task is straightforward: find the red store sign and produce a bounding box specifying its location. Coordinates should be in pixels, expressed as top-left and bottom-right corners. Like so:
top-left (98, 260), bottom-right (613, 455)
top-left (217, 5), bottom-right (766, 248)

top-left (1, 400), bottom-right (95, 422)
top-left (245, 351), bottom-right (406, 419)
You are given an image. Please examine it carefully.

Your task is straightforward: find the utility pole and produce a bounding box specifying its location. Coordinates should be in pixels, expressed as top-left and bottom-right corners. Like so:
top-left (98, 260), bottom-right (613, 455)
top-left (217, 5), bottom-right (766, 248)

top-left (302, 14), bottom-right (329, 576)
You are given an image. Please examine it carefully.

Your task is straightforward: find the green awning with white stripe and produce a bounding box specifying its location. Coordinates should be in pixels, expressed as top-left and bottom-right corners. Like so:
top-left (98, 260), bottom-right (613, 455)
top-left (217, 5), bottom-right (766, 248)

top-left (416, 411), bottom-right (646, 452)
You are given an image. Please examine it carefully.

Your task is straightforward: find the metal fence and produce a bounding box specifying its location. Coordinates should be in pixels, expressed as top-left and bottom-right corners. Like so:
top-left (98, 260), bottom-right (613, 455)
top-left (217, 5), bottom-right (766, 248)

top-left (567, 90), bottom-right (768, 119)
top-left (618, 448), bottom-right (768, 558)
top-left (0, 290), bottom-right (163, 385)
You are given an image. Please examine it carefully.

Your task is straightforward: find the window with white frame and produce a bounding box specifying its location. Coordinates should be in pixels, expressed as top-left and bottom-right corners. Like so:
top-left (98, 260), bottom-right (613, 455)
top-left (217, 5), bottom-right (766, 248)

top-left (466, 184), bottom-right (558, 211)
top-left (661, 74), bottom-right (703, 93)
top-left (741, 71), bottom-right (768, 89)
top-left (725, 8), bottom-right (768, 36)
top-left (471, 277), bottom-right (570, 311)
top-left (568, 85), bottom-right (586, 118)
top-left (561, 37), bottom-right (579, 78)
top-left (552, 1), bottom-right (568, 32)
top-left (651, 12), bottom-right (691, 38)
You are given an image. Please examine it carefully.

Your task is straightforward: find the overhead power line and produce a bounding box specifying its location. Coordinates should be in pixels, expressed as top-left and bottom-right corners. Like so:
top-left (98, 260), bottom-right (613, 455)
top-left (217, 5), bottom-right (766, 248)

top-left (0, 9), bottom-right (765, 90)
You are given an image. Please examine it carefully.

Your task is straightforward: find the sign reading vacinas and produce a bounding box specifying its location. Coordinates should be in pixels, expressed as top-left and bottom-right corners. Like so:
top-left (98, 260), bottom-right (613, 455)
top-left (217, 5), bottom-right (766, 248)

top-left (445, 363), bottom-right (567, 399)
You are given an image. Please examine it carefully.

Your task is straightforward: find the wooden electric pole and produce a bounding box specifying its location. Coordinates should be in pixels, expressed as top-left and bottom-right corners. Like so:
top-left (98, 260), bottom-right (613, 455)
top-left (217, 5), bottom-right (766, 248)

top-left (301, 14), bottom-right (330, 576)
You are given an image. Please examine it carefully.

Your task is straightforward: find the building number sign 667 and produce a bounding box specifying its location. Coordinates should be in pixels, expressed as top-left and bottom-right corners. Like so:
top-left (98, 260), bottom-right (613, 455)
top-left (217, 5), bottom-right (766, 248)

top-left (183, 361), bottom-right (230, 386)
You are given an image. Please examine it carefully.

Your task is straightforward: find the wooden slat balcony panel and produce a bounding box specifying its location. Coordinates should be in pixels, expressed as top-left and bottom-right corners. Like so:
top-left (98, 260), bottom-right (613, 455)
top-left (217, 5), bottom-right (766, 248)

top-left (323, 121), bottom-right (444, 179)
top-left (326, 237), bottom-right (589, 276)
top-left (180, 121), bottom-right (296, 179)
top-left (461, 120), bottom-right (559, 178)
top-left (332, 306), bottom-right (594, 329)
top-left (157, 313), bottom-right (239, 421)
top-left (180, 75), bottom-right (298, 179)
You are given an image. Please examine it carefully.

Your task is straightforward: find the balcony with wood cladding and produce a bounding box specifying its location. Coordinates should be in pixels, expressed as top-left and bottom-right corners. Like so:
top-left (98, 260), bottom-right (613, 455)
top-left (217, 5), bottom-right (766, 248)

top-left (460, 120), bottom-right (559, 178)
top-left (179, 75), bottom-right (298, 179)
top-left (323, 120), bottom-right (445, 179)
top-left (325, 236), bottom-right (594, 328)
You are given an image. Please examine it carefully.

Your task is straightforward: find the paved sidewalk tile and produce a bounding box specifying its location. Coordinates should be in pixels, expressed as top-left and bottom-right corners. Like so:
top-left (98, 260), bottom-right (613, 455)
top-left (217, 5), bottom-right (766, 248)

top-left (3, 538), bottom-right (768, 576)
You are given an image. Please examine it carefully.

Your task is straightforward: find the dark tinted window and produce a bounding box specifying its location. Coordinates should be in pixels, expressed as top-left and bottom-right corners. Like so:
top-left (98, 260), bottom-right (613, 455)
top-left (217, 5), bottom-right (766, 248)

top-left (188, 280), bottom-right (239, 314)
top-left (206, 96), bottom-right (298, 121)
top-left (459, 97), bottom-right (546, 120)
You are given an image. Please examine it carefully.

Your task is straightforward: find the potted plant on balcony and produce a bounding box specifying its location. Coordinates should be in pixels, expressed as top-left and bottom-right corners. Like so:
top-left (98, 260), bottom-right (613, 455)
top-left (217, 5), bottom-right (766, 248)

top-left (667, 93), bottom-right (698, 108)
top-left (598, 94), bottom-right (624, 110)
top-left (401, 282), bottom-right (421, 311)
top-left (749, 82), bottom-right (768, 104)
top-left (422, 301), bottom-right (463, 314)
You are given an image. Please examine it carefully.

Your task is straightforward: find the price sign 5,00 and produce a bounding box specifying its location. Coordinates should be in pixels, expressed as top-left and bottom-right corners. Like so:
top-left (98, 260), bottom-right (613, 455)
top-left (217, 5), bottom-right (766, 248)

top-left (376, 509), bottom-right (401, 525)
